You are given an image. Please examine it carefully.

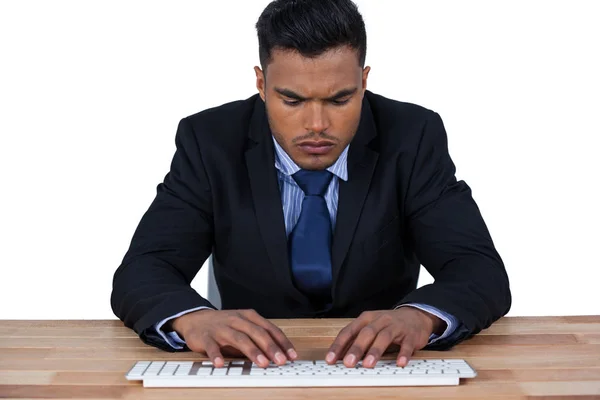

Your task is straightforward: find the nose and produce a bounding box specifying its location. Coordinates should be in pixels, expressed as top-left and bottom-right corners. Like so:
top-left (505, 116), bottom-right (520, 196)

top-left (304, 102), bottom-right (330, 134)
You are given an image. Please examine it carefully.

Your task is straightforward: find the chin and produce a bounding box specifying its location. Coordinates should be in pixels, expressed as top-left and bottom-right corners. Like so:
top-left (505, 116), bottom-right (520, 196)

top-left (295, 155), bottom-right (336, 171)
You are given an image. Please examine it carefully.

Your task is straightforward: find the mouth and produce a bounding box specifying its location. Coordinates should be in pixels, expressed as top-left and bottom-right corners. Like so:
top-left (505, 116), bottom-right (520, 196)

top-left (296, 141), bottom-right (336, 155)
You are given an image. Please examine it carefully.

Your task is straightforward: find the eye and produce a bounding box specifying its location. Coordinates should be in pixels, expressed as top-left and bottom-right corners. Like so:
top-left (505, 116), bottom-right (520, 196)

top-left (283, 99), bottom-right (302, 107)
top-left (332, 98), bottom-right (350, 106)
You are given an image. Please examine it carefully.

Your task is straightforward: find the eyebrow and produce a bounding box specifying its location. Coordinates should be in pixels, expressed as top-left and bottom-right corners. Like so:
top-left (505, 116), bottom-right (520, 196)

top-left (274, 87), bottom-right (358, 101)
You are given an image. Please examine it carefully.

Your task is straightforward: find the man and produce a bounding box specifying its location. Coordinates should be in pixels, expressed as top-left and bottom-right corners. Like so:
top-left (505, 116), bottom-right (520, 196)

top-left (111, 0), bottom-right (511, 370)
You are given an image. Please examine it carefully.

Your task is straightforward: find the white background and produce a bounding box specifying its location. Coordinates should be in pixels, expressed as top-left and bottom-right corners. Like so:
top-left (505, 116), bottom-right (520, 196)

top-left (1, 1), bottom-right (598, 320)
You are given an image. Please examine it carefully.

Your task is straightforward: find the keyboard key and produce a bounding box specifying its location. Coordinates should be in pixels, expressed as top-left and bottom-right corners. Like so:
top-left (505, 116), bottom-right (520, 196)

top-left (175, 365), bottom-right (192, 376)
top-left (346, 369), bottom-right (364, 375)
top-left (376, 369), bottom-right (396, 375)
top-left (443, 369), bottom-right (460, 374)
top-left (394, 369), bottom-right (411, 375)
top-left (361, 369), bottom-right (378, 375)
top-left (195, 368), bottom-right (213, 376)
top-left (159, 367), bottom-right (177, 376)
top-left (281, 371), bottom-right (299, 375)
top-left (230, 361), bottom-right (245, 367)
top-left (250, 370), bottom-right (268, 376)
top-left (212, 368), bottom-right (228, 376)
top-left (144, 362), bottom-right (165, 376)
top-left (427, 369), bottom-right (443, 374)
top-left (410, 370), bottom-right (427, 375)
top-left (227, 368), bottom-right (243, 376)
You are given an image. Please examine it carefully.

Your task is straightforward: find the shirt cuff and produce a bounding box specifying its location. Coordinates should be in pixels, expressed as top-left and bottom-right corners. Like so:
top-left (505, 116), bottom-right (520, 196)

top-left (154, 306), bottom-right (215, 350)
top-left (395, 303), bottom-right (459, 344)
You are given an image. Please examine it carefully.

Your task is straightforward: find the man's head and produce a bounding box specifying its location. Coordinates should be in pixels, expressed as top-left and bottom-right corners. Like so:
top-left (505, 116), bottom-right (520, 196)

top-left (254, 0), bottom-right (370, 170)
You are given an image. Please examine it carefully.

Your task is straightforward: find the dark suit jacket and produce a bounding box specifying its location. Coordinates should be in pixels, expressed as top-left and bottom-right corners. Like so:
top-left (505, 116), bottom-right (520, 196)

top-left (111, 90), bottom-right (511, 352)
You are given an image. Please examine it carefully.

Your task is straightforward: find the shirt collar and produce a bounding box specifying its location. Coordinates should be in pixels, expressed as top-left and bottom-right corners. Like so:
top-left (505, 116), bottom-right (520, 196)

top-left (272, 136), bottom-right (349, 181)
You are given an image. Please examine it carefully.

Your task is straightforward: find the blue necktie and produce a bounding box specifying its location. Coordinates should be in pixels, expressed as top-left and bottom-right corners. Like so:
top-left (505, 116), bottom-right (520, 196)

top-left (289, 169), bottom-right (334, 301)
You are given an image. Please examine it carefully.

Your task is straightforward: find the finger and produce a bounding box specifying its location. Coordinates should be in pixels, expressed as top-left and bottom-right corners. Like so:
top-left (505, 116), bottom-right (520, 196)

top-left (396, 341), bottom-right (415, 367)
top-left (326, 318), bottom-right (369, 364)
top-left (202, 336), bottom-right (226, 368)
top-left (218, 328), bottom-right (270, 368)
top-left (323, 334), bottom-right (354, 365)
top-left (342, 315), bottom-right (395, 367)
top-left (362, 327), bottom-right (396, 368)
top-left (241, 310), bottom-right (297, 360)
top-left (220, 345), bottom-right (245, 358)
top-left (342, 324), bottom-right (379, 368)
top-left (231, 315), bottom-right (288, 365)
top-left (186, 332), bottom-right (226, 368)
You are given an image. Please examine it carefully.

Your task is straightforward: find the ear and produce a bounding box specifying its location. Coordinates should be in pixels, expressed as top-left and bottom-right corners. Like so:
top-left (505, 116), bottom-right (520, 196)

top-left (362, 66), bottom-right (371, 93)
top-left (254, 66), bottom-right (266, 102)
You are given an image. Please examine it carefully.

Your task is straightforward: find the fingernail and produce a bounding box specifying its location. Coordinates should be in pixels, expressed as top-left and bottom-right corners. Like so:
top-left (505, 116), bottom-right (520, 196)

top-left (275, 352), bottom-right (286, 364)
top-left (398, 356), bottom-right (407, 366)
top-left (326, 352), bottom-right (335, 363)
top-left (364, 355), bottom-right (375, 366)
top-left (214, 357), bottom-right (223, 366)
top-left (257, 354), bottom-right (269, 365)
top-left (344, 354), bottom-right (356, 366)
top-left (288, 349), bottom-right (297, 359)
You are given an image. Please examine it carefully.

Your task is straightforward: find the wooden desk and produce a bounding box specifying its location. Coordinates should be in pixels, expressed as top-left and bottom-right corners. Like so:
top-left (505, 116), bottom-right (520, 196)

top-left (1, 316), bottom-right (599, 399)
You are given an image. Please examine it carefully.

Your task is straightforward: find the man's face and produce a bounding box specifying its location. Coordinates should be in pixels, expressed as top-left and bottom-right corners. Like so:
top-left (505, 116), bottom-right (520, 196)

top-left (255, 46), bottom-right (370, 170)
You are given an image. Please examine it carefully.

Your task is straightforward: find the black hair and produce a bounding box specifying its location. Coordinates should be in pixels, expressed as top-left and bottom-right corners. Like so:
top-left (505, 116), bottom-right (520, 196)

top-left (255, 0), bottom-right (367, 72)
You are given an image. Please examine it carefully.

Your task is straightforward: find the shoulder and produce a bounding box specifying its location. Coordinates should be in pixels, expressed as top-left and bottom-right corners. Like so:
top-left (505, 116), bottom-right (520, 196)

top-left (366, 90), bottom-right (439, 131)
top-left (176, 93), bottom-right (260, 151)
top-left (365, 90), bottom-right (445, 151)
top-left (185, 94), bottom-right (258, 127)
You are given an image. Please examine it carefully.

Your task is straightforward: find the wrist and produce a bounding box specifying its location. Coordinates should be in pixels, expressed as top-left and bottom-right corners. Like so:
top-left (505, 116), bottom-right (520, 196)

top-left (406, 307), bottom-right (446, 336)
top-left (171, 309), bottom-right (214, 336)
top-left (424, 313), bottom-right (446, 336)
top-left (431, 315), bottom-right (446, 336)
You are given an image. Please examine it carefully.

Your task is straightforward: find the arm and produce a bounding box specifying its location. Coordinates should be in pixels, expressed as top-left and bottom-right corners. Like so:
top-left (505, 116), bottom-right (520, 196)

top-left (110, 117), bottom-right (216, 352)
top-left (396, 111), bottom-right (511, 349)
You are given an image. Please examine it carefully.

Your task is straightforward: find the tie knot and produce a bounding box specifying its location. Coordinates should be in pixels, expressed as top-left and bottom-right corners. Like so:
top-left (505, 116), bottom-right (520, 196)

top-left (292, 169), bottom-right (333, 196)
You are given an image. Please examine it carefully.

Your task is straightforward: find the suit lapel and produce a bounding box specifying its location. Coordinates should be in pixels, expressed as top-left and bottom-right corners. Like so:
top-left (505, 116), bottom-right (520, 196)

top-left (245, 97), bottom-right (307, 304)
top-left (331, 96), bottom-right (379, 289)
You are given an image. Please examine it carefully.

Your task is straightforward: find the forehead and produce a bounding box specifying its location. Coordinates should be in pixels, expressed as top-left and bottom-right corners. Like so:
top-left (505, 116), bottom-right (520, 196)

top-left (265, 46), bottom-right (362, 95)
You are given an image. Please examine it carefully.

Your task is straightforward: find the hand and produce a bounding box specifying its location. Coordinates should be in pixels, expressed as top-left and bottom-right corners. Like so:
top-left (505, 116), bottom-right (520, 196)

top-left (325, 307), bottom-right (445, 368)
top-left (171, 309), bottom-right (298, 368)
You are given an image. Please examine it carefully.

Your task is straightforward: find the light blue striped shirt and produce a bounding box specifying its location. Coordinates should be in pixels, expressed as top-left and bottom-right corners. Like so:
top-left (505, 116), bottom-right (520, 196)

top-left (272, 137), bottom-right (349, 235)
top-left (154, 137), bottom-right (459, 349)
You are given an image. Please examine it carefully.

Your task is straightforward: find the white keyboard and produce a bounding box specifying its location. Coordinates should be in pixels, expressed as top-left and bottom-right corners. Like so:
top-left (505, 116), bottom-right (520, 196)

top-left (126, 359), bottom-right (477, 387)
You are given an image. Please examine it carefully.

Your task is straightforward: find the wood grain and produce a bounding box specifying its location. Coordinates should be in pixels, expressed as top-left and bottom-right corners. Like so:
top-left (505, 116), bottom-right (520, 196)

top-left (577, 334), bottom-right (600, 344)
top-left (0, 316), bottom-right (599, 399)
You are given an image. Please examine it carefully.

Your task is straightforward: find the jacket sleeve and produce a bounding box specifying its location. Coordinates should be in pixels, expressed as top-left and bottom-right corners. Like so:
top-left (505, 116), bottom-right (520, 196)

top-left (110, 117), bottom-right (216, 351)
top-left (395, 111), bottom-right (511, 349)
